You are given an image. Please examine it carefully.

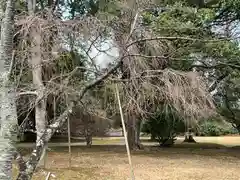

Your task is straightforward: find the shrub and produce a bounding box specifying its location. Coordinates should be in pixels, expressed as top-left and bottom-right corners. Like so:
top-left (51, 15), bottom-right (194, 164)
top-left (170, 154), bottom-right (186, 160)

top-left (142, 104), bottom-right (185, 146)
top-left (197, 120), bottom-right (238, 136)
top-left (200, 122), bottom-right (222, 136)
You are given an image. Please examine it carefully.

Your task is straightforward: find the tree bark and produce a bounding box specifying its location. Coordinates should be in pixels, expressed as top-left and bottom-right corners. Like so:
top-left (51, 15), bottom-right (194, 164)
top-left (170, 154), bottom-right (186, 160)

top-left (83, 115), bottom-right (93, 147)
top-left (127, 113), bottom-right (142, 150)
top-left (31, 28), bottom-right (47, 168)
top-left (0, 0), bottom-right (18, 179)
top-left (27, 0), bottom-right (47, 168)
top-left (183, 132), bottom-right (196, 143)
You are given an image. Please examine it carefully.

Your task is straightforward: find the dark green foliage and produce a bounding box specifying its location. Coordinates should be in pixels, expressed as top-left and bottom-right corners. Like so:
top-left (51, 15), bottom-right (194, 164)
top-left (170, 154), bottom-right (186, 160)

top-left (142, 105), bottom-right (185, 147)
top-left (212, 70), bottom-right (240, 133)
top-left (53, 50), bottom-right (86, 85)
top-left (199, 122), bottom-right (224, 136)
top-left (196, 120), bottom-right (238, 136)
top-left (213, 0), bottom-right (240, 24)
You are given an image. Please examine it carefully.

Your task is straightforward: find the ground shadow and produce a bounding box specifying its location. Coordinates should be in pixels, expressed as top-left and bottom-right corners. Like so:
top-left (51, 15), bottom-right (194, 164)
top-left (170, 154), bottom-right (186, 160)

top-left (32, 143), bottom-right (240, 159)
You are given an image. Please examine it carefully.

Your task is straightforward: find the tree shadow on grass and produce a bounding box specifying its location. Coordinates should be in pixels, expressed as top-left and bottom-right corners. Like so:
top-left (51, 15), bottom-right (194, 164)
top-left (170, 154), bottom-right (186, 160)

top-left (48, 143), bottom-right (240, 158)
top-left (17, 141), bottom-right (240, 160)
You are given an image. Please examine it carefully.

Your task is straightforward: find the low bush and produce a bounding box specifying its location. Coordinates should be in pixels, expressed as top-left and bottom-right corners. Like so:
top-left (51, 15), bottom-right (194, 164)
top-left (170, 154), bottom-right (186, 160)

top-left (196, 120), bottom-right (237, 136)
top-left (141, 105), bottom-right (185, 146)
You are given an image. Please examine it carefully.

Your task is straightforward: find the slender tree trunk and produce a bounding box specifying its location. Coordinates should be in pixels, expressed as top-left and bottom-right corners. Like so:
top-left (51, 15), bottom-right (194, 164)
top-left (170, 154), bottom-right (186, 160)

top-left (237, 125), bottom-right (240, 134)
top-left (136, 119), bottom-right (141, 146)
top-left (150, 134), bottom-right (156, 141)
top-left (0, 0), bottom-right (18, 179)
top-left (30, 27), bottom-right (47, 168)
top-left (83, 116), bottom-right (93, 147)
top-left (127, 113), bottom-right (142, 150)
top-left (183, 130), bottom-right (196, 143)
top-left (27, 0), bottom-right (47, 168)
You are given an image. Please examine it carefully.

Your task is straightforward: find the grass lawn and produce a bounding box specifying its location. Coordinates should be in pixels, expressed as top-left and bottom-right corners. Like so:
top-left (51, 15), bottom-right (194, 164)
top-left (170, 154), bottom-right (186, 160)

top-left (14, 136), bottom-right (240, 180)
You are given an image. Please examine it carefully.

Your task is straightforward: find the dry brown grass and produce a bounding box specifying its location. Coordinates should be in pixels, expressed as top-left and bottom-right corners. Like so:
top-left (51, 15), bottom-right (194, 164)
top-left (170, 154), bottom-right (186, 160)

top-left (13, 136), bottom-right (240, 180)
top-left (16, 139), bottom-right (239, 180)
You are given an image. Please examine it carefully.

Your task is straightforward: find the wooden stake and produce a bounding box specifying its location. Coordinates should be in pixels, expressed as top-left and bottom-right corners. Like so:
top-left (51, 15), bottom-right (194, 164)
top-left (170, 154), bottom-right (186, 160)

top-left (115, 84), bottom-right (135, 180)
top-left (44, 144), bottom-right (48, 169)
top-left (67, 115), bottom-right (71, 168)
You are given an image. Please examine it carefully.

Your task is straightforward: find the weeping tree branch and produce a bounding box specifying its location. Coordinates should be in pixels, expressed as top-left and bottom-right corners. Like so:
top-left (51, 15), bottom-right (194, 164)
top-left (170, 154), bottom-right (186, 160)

top-left (79, 61), bottom-right (122, 100)
top-left (17, 40), bottom-right (148, 178)
top-left (16, 57), bottom-right (123, 179)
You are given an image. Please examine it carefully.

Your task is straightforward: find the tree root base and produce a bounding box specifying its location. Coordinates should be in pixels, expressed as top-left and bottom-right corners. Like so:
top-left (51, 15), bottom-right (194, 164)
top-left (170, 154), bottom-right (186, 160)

top-left (183, 135), bottom-right (196, 143)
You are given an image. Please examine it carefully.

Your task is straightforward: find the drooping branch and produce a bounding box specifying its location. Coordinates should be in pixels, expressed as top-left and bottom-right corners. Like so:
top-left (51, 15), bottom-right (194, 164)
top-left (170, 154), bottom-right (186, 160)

top-left (79, 61), bottom-right (122, 99)
top-left (16, 56), bottom-right (123, 179)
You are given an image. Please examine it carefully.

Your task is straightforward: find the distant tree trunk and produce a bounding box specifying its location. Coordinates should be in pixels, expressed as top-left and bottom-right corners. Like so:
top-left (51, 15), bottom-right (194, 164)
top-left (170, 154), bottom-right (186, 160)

top-left (183, 130), bottom-right (196, 143)
top-left (85, 130), bottom-right (92, 147)
top-left (150, 134), bottom-right (156, 141)
top-left (83, 115), bottom-right (93, 147)
top-left (127, 113), bottom-right (142, 150)
top-left (0, 0), bottom-right (18, 179)
top-left (233, 124), bottom-right (240, 134)
top-left (136, 119), bottom-right (141, 146)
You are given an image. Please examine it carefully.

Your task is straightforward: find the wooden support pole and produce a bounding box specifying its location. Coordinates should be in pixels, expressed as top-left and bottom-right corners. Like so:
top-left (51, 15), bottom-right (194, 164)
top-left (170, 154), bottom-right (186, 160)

top-left (115, 84), bottom-right (135, 180)
top-left (67, 114), bottom-right (71, 168)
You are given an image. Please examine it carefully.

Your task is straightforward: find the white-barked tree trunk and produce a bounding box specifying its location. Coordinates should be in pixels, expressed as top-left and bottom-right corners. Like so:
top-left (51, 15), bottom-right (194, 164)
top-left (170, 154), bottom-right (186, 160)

top-left (27, 0), bottom-right (47, 168)
top-left (0, 0), bottom-right (18, 179)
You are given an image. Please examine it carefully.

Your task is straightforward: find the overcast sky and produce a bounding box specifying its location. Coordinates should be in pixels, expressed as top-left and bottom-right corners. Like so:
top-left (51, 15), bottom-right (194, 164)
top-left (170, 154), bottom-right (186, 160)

top-left (88, 38), bottom-right (119, 69)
